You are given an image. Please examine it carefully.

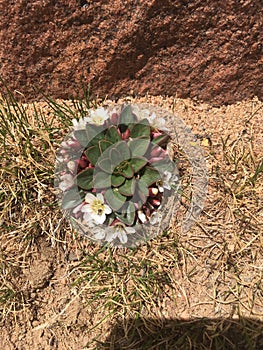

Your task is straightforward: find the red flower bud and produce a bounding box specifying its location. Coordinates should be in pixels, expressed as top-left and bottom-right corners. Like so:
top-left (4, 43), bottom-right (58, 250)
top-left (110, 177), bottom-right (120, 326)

top-left (78, 155), bottom-right (89, 169)
top-left (122, 128), bottom-right (130, 140)
top-left (149, 187), bottom-right (159, 196)
top-left (111, 218), bottom-right (122, 226)
top-left (151, 199), bottom-right (161, 207)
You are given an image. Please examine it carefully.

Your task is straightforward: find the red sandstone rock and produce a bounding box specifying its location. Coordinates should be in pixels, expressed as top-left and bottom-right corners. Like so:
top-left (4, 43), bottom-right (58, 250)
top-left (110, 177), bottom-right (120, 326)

top-left (0, 0), bottom-right (262, 104)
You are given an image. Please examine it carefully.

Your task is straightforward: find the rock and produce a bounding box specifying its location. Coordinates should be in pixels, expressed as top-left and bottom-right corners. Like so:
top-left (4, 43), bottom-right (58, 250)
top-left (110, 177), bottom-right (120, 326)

top-left (0, 0), bottom-right (262, 105)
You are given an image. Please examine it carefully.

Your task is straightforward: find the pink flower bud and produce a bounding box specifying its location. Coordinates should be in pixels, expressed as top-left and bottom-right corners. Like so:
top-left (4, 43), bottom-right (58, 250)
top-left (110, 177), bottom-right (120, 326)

top-left (78, 156), bottom-right (89, 169)
top-left (150, 147), bottom-right (163, 158)
top-left (151, 199), bottom-right (161, 207)
top-left (111, 113), bottom-right (119, 125)
top-left (122, 128), bottom-right (130, 140)
top-left (148, 156), bottom-right (165, 164)
top-left (74, 211), bottom-right (82, 219)
top-left (151, 131), bottom-right (163, 138)
top-left (67, 139), bottom-right (81, 149)
top-left (133, 202), bottom-right (139, 210)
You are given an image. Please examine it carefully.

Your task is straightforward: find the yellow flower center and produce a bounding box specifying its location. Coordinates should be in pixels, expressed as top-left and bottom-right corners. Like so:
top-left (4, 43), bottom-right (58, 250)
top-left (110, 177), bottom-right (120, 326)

top-left (91, 200), bottom-right (105, 215)
top-left (92, 116), bottom-right (105, 124)
top-left (114, 223), bottom-right (125, 233)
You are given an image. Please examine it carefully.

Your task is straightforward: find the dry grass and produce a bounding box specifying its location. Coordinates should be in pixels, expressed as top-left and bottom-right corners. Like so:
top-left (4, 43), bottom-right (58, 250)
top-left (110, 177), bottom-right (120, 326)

top-left (0, 87), bottom-right (262, 349)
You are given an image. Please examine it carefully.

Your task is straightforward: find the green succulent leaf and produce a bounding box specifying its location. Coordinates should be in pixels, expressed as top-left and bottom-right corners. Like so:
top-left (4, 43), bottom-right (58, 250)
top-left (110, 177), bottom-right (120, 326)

top-left (76, 168), bottom-right (94, 190)
top-left (132, 181), bottom-right (148, 209)
top-left (86, 124), bottom-right (104, 145)
top-left (98, 157), bottom-right (113, 173)
top-left (111, 173), bottom-right (125, 187)
top-left (93, 171), bottom-right (111, 189)
top-left (152, 133), bottom-right (170, 146)
top-left (105, 125), bottom-right (121, 143)
top-left (137, 180), bottom-right (149, 196)
top-left (118, 178), bottom-right (136, 196)
top-left (151, 158), bottom-right (175, 173)
top-left (110, 147), bottom-right (123, 166)
top-left (62, 187), bottom-right (84, 210)
top-left (128, 137), bottom-right (150, 157)
top-left (115, 141), bottom-right (131, 159)
top-left (99, 139), bottom-right (113, 154)
top-left (74, 130), bottom-right (88, 147)
top-left (119, 162), bottom-right (134, 178)
top-left (118, 105), bottom-right (137, 126)
top-left (85, 145), bottom-right (101, 166)
top-left (140, 166), bottom-right (161, 186)
top-left (85, 124), bottom-right (97, 140)
top-left (105, 188), bottom-right (126, 211)
top-left (129, 157), bottom-right (148, 173)
top-left (116, 202), bottom-right (136, 225)
top-left (130, 119), bottom-right (150, 138)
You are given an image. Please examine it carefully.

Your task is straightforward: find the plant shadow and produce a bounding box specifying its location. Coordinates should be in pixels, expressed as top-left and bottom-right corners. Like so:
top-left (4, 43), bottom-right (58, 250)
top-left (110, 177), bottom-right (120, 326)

top-left (98, 317), bottom-right (263, 350)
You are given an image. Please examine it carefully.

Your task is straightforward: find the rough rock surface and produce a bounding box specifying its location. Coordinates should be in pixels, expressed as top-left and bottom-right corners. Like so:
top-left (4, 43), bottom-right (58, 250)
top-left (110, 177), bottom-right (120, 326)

top-left (0, 0), bottom-right (262, 104)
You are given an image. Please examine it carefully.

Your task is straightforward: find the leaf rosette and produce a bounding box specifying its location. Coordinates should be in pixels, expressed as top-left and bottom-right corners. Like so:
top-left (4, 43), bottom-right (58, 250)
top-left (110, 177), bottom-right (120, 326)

top-left (55, 104), bottom-right (181, 247)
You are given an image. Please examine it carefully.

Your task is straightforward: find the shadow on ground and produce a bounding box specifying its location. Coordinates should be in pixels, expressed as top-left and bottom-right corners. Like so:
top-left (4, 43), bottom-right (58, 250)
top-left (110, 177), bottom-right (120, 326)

top-left (98, 317), bottom-right (263, 349)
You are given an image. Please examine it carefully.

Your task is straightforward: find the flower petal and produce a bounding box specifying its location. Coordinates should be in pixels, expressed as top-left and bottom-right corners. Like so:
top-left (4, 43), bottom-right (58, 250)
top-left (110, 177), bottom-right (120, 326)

top-left (58, 174), bottom-right (74, 191)
top-left (85, 193), bottom-right (96, 203)
top-left (81, 204), bottom-right (93, 213)
top-left (118, 232), bottom-right (128, 244)
top-left (72, 202), bottom-right (84, 214)
top-left (125, 227), bottom-right (136, 234)
top-left (83, 213), bottom-right (95, 227)
top-left (96, 193), bottom-right (104, 203)
top-left (105, 229), bottom-right (118, 242)
top-left (149, 212), bottom-right (162, 225)
top-left (104, 205), bottom-right (112, 214)
top-left (138, 210), bottom-right (147, 223)
top-left (92, 213), bottom-right (106, 224)
top-left (94, 231), bottom-right (106, 240)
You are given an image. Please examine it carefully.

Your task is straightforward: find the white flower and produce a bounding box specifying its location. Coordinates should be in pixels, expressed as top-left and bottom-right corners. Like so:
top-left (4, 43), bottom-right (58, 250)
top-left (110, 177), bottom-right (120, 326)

top-left (87, 108), bottom-right (109, 125)
top-left (81, 193), bottom-right (112, 224)
top-left (148, 112), bottom-right (169, 131)
top-left (67, 160), bottom-right (76, 173)
top-left (94, 223), bottom-right (135, 244)
top-left (149, 211), bottom-right (162, 225)
top-left (158, 171), bottom-right (179, 192)
top-left (72, 116), bottom-right (90, 130)
top-left (59, 174), bottom-right (74, 191)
